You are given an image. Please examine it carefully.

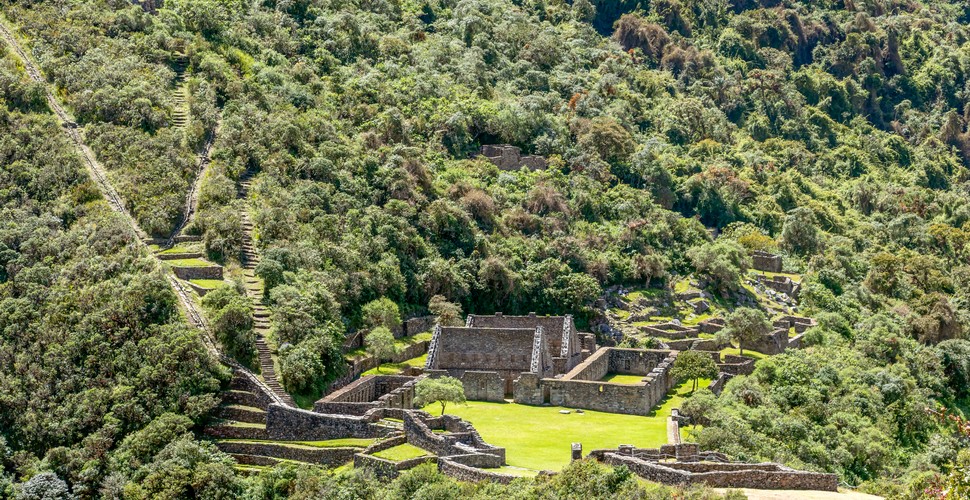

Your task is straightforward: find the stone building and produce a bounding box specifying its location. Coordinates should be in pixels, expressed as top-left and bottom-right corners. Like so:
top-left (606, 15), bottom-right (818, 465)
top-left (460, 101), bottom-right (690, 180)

top-left (479, 144), bottom-right (547, 171)
top-left (425, 323), bottom-right (555, 398)
top-left (514, 348), bottom-right (679, 416)
top-left (465, 313), bottom-right (589, 373)
top-left (751, 250), bottom-right (783, 273)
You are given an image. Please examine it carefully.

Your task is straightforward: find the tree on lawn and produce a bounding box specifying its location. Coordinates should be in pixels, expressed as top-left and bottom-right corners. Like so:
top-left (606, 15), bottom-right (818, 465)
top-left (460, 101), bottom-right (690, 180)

top-left (365, 326), bottom-right (398, 373)
top-left (413, 376), bottom-right (466, 415)
top-left (670, 350), bottom-right (719, 393)
top-left (720, 307), bottom-right (772, 356)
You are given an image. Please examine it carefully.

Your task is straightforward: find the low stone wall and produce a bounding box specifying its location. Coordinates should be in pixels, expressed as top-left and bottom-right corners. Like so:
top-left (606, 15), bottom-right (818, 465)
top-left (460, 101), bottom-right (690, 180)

top-left (215, 441), bottom-right (358, 466)
top-left (266, 404), bottom-right (379, 440)
top-left (223, 389), bottom-right (267, 409)
top-left (438, 458), bottom-right (516, 484)
top-left (203, 425), bottom-right (269, 440)
top-left (600, 453), bottom-right (838, 491)
top-left (172, 265), bottom-right (223, 280)
top-left (698, 319), bottom-right (725, 334)
top-left (708, 372), bottom-right (732, 396)
top-left (742, 329), bottom-right (789, 355)
top-left (363, 435), bottom-right (407, 455)
top-left (354, 453), bottom-right (438, 479)
top-left (216, 405), bottom-right (265, 424)
top-left (157, 252), bottom-right (203, 260)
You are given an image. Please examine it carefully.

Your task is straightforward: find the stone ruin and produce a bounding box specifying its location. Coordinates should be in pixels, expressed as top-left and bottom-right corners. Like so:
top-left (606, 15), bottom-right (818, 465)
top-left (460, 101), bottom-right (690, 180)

top-left (515, 348), bottom-right (679, 416)
top-left (751, 250), bottom-right (783, 273)
top-left (586, 444), bottom-right (838, 491)
top-left (478, 144), bottom-right (547, 171)
top-left (424, 313), bottom-right (594, 400)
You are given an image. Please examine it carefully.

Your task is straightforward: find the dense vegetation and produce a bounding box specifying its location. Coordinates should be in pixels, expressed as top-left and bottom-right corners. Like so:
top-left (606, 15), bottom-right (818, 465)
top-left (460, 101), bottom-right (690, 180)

top-left (3, 0), bottom-right (970, 497)
top-left (0, 43), bottom-right (228, 496)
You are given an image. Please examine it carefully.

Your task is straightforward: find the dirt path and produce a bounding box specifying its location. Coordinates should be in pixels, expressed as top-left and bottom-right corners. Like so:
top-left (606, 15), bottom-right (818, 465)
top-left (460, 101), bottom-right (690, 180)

top-left (166, 118), bottom-right (221, 245)
top-left (714, 488), bottom-right (883, 500)
top-left (0, 20), bottom-right (147, 241)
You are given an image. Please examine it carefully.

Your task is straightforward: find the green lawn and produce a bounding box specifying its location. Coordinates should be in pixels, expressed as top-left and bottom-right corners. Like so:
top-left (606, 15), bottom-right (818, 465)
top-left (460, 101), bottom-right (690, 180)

top-left (720, 346), bottom-right (768, 359)
top-left (372, 443), bottom-right (429, 462)
top-left (190, 279), bottom-right (225, 289)
top-left (158, 244), bottom-right (201, 255)
top-left (423, 378), bottom-right (709, 472)
top-left (362, 353), bottom-right (427, 376)
top-left (165, 258), bottom-right (213, 267)
top-left (601, 373), bottom-right (645, 385)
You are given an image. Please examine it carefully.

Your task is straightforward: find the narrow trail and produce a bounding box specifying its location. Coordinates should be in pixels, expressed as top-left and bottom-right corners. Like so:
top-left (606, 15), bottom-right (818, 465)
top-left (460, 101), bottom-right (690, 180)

top-left (238, 169), bottom-right (296, 406)
top-left (0, 21), bottom-right (147, 242)
top-left (166, 118), bottom-right (221, 246)
top-left (0, 19), bottom-right (292, 408)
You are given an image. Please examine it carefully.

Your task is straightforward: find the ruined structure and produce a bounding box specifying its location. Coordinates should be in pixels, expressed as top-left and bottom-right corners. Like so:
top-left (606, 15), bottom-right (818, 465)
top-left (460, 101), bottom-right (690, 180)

top-left (515, 348), bottom-right (679, 416)
top-left (588, 444), bottom-right (838, 491)
top-left (315, 375), bottom-right (422, 415)
top-left (751, 250), bottom-right (783, 273)
top-left (479, 144), bottom-right (547, 171)
top-left (425, 313), bottom-right (593, 399)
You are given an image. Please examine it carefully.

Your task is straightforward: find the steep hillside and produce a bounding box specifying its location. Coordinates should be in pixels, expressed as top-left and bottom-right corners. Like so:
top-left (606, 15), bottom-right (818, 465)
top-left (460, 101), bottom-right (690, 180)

top-left (1, 0), bottom-right (969, 497)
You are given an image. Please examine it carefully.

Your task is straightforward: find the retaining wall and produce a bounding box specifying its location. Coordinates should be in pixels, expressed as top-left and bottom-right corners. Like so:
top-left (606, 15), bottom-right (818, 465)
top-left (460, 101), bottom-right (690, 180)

top-left (173, 265), bottom-right (223, 280)
top-left (216, 441), bottom-right (358, 466)
top-left (266, 405), bottom-right (380, 440)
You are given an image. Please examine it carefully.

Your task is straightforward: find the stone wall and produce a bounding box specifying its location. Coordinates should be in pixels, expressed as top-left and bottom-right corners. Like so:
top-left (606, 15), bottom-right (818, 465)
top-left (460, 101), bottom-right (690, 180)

top-left (600, 453), bottom-right (838, 491)
top-left (607, 348), bottom-right (668, 375)
top-left (752, 251), bottom-right (783, 273)
top-left (536, 350), bottom-right (678, 416)
top-left (742, 329), bottom-right (789, 355)
top-left (215, 441), bottom-right (358, 466)
top-left (460, 371), bottom-right (506, 402)
top-left (266, 404), bottom-right (380, 441)
top-left (404, 315), bottom-right (436, 336)
top-left (466, 313), bottom-right (580, 371)
top-left (698, 319), bottom-right (725, 334)
top-left (438, 458), bottom-right (516, 484)
top-left (172, 265), bottom-right (223, 280)
top-left (203, 425), bottom-right (268, 440)
top-left (479, 144), bottom-right (547, 171)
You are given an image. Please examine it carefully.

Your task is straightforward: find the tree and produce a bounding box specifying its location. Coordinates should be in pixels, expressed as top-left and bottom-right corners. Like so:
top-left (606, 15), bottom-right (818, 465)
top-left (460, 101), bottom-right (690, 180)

top-left (365, 326), bottom-right (398, 372)
top-left (721, 308), bottom-right (772, 356)
top-left (17, 472), bottom-right (72, 500)
top-left (413, 376), bottom-right (466, 416)
top-left (781, 207), bottom-right (822, 255)
top-left (361, 297), bottom-right (401, 330)
top-left (687, 240), bottom-right (750, 293)
top-left (428, 295), bottom-right (463, 326)
top-left (670, 351), bottom-right (719, 393)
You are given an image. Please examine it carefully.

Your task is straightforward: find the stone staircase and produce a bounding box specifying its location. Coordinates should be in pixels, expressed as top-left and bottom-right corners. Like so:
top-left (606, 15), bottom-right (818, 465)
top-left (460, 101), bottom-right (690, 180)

top-left (171, 54), bottom-right (189, 128)
top-left (238, 169), bottom-right (295, 407)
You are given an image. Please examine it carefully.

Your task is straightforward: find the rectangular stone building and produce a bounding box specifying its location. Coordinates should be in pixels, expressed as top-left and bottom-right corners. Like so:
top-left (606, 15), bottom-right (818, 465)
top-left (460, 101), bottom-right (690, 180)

top-left (465, 313), bottom-right (584, 373)
top-left (425, 324), bottom-right (554, 398)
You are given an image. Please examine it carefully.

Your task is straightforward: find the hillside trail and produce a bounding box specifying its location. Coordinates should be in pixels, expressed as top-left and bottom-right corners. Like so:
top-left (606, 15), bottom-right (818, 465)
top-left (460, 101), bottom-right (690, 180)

top-left (237, 169), bottom-right (296, 406)
top-left (0, 19), bottom-right (291, 408)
